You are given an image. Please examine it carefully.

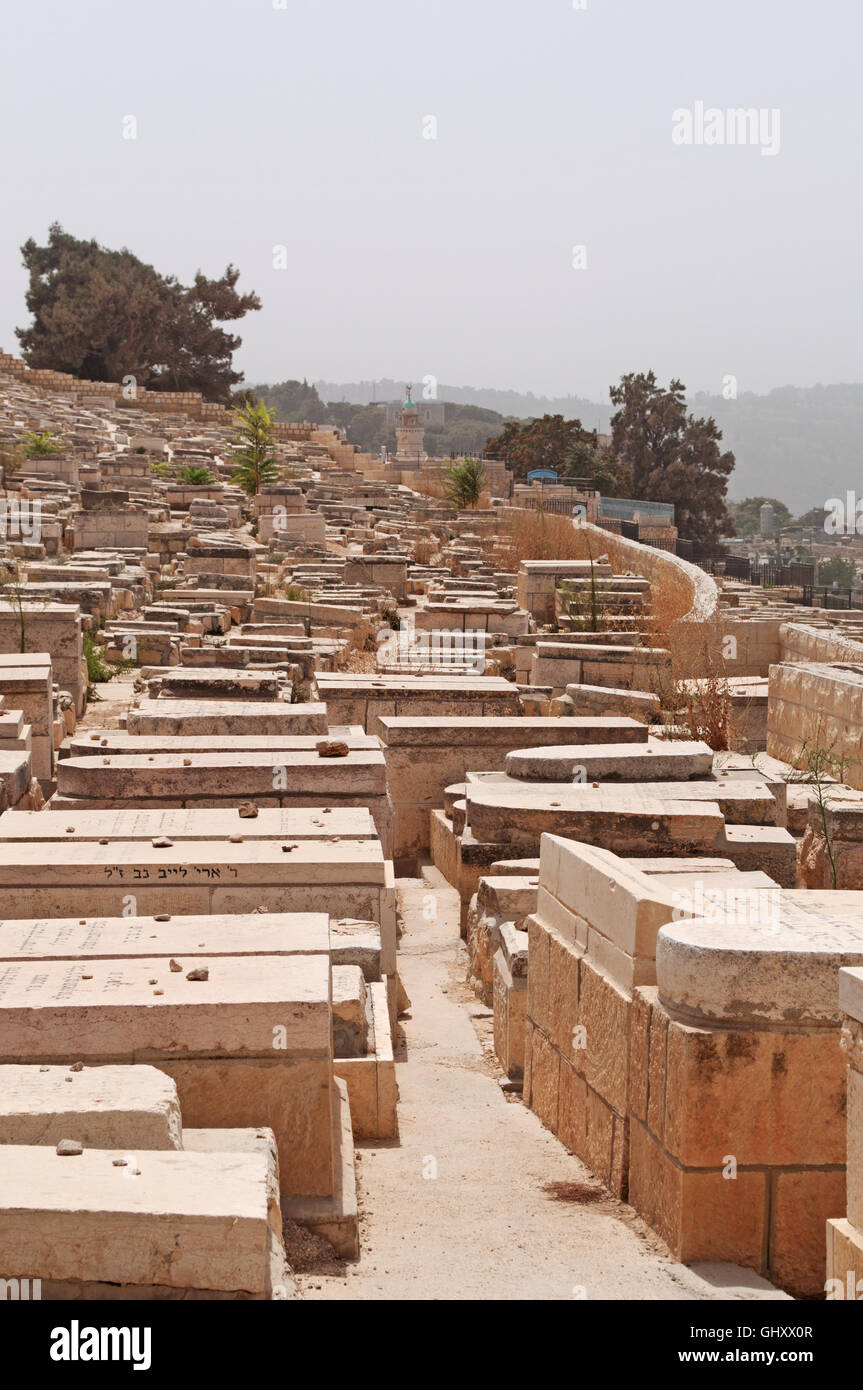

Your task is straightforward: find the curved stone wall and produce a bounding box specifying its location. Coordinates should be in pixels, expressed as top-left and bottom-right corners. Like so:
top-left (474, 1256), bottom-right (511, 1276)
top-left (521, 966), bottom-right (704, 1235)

top-left (578, 524), bottom-right (719, 628)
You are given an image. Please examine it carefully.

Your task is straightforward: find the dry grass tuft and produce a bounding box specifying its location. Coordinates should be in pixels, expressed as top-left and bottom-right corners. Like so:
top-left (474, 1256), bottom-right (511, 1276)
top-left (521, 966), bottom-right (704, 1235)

top-left (412, 476), bottom-right (446, 502)
top-left (481, 509), bottom-right (600, 570)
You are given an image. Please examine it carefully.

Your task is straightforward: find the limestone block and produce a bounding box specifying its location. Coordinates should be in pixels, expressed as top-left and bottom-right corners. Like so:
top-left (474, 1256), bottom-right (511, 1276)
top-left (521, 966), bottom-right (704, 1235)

top-left (0, 1064), bottom-right (182, 1150)
top-left (0, 1146), bottom-right (278, 1294)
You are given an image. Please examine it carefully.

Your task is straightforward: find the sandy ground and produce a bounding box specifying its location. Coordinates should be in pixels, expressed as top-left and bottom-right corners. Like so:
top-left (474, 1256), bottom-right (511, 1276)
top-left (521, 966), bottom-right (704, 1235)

top-left (298, 873), bottom-right (787, 1302)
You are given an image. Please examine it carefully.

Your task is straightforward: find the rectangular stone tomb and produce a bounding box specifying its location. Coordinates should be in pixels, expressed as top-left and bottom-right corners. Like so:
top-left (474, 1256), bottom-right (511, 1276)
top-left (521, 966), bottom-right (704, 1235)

top-left (316, 673), bottom-right (522, 731)
top-left (466, 786), bottom-right (726, 853)
top-left (0, 954), bottom-right (333, 1197)
top-left (0, 1145), bottom-right (285, 1296)
top-left (376, 714), bottom-right (648, 863)
top-left (145, 670), bottom-right (285, 699)
top-left (0, 911), bottom-right (330, 964)
top-left (0, 840), bottom-right (396, 968)
top-left (52, 750), bottom-right (394, 855)
top-left (521, 835), bottom-right (851, 1298)
top-left (127, 699), bottom-right (328, 737)
top-left (533, 643), bottom-right (671, 694)
top-left (563, 683), bottom-right (661, 719)
top-left (55, 751), bottom-right (387, 801)
top-left (0, 1063), bottom-right (182, 1150)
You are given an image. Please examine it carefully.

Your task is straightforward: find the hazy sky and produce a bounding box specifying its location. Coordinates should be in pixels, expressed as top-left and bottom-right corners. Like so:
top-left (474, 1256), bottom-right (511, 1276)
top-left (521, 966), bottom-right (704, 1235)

top-left (1, 0), bottom-right (860, 403)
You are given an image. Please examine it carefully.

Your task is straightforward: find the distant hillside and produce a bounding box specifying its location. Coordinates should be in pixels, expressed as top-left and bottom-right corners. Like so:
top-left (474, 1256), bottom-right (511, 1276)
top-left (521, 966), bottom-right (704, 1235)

top-left (248, 379), bottom-right (511, 458)
top-left (313, 379), bottom-right (609, 432)
top-left (692, 385), bottom-right (863, 515)
top-left (267, 378), bottom-right (863, 516)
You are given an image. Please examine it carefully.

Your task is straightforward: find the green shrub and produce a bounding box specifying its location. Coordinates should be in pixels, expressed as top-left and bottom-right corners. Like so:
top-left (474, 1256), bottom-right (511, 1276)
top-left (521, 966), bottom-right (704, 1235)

top-left (176, 464), bottom-right (215, 486)
top-left (83, 633), bottom-right (115, 683)
top-left (21, 430), bottom-right (62, 458)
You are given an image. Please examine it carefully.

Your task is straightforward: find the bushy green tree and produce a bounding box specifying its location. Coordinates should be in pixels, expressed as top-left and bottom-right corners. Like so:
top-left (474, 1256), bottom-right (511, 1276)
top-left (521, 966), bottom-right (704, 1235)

top-left (818, 556), bottom-right (856, 588)
top-left (729, 496), bottom-right (793, 537)
top-left (485, 414), bottom-right (593, 480)
top-left (17, 224), bottom-right (260, 401)
top-left (609, 371), bottom-right (734, 552)
top-left (796, 506), bottom-right (830, 529)
top-left (245, 379), bottom-right (329, 424)
top-left (563, 438), bottom-right (632, 497)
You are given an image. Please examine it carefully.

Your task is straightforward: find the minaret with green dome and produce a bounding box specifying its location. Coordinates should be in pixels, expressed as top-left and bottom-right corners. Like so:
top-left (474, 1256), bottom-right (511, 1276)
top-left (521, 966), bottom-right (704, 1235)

top-left (395, 383), bottom-right (426, 461)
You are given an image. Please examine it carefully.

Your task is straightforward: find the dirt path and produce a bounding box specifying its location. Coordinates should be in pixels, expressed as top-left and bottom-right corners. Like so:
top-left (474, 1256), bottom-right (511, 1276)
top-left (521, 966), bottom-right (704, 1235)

top-left (298, 874), bottom-right (785, 1301)
top-left (76, 675), bottom-right (137, 732)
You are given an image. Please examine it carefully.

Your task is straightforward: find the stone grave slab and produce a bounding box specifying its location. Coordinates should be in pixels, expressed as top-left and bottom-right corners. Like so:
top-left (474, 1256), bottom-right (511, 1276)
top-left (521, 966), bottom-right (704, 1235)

top-left (657, 896), bottom-right (863, 1028)
top-left (0, 1063), bottom-right (182, 1150)
top-left (0, 1145), bottom-right (282, 1295)
top-left (126, 699), bottom-right (328, 737)
top-left (504, 739), bottom-right (713, 782)
top-left (3, 806), bottom-right (376, 842)
top-left (0, 953), bottom-right (333, 1197)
